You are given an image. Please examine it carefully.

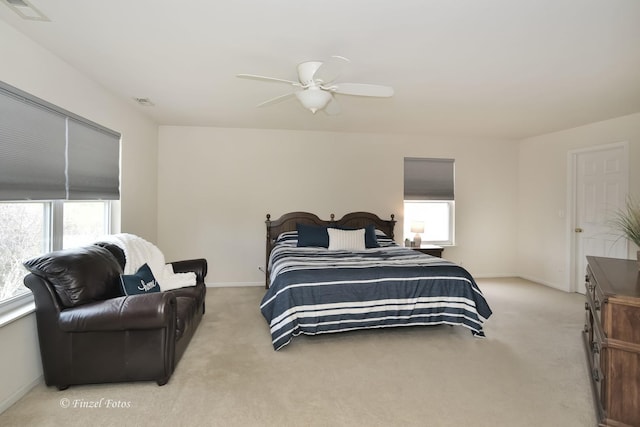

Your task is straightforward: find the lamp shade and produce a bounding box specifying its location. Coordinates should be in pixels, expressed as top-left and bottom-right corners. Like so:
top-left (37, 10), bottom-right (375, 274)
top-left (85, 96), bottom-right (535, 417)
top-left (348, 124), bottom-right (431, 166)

top-left (410, 221), bottom-right (425, 234)
top-left (295, 88), bottom-right (332, 113)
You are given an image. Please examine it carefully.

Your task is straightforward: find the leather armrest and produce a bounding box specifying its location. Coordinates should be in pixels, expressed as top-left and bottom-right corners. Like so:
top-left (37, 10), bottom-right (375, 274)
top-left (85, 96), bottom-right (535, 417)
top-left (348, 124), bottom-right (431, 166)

top-left (58, 292), bottom-right (176, 332)
top-left (169, 258), bottom-right (207, 283)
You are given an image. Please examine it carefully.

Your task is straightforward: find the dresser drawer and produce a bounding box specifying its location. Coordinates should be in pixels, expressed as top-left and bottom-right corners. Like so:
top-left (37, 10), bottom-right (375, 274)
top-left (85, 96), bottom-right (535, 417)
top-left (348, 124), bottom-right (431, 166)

top-left (585, 287), bottom-right (606, 343)
top-left (585, 269), bottom-right (594, 291)
top-left (582, 325), bottom-right (606, 423)
top-left (590, 338), bottom-right (604, 384)
top-left (584, 300), bottom-right (606, 380)
top-left (585, 269), bottom-right (606, 312)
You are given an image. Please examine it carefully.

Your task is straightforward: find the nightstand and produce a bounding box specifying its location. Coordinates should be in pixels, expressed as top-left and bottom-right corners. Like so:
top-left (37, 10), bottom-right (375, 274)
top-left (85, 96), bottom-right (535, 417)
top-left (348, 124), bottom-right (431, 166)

top-left (410, 245), bottom-right (444, 258)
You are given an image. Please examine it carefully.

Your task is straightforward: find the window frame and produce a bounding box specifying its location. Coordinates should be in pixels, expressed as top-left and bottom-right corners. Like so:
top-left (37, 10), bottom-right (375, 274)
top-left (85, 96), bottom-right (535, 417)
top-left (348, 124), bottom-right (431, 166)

top-left (0, 200), bottom-right (112, 322)
top-left (403, 199), bottom-right (455, 246)
top-left (0, 292), bottom-right (35, 327)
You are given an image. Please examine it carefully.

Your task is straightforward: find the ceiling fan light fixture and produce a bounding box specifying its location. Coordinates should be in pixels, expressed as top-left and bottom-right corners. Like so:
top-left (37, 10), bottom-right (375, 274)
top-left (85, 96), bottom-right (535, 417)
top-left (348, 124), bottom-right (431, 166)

top-left (295, 88), bottom-right (331, 114)
top-left (238, 56), bottom-right (393, 115)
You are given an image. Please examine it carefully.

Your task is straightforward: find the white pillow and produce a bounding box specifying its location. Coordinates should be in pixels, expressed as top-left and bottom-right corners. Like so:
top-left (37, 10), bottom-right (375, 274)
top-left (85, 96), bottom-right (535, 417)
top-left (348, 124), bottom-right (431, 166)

top-left (328, 228), bottom-right (366, 251)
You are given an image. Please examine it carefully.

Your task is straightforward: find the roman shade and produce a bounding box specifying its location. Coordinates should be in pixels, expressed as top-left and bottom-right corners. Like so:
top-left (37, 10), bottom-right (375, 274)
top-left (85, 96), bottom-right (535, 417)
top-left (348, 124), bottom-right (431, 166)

top-left (0, 81), bottom-right (120, 201)
top-left (404, 157), bottom-right (455, 200)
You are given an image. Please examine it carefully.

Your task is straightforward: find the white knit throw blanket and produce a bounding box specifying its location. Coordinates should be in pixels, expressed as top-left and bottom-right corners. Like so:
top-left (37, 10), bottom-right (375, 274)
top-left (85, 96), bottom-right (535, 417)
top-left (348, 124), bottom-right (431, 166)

top-left (99, 233), bottom-right (196, 291)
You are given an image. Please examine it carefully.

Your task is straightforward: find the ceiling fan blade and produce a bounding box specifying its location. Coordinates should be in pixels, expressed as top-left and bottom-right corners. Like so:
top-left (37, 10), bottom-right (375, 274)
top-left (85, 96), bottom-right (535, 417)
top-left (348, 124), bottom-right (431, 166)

top-left (331, 83), bottom-right (394, 97)
top-left (255, 92), bottom-right (297, 108)
top-left (323, 96), bottom-right (341, 115)
top-left (312, 56), bottom-right (350, 84)
top-left (237, 74), bottom-right (299, 86)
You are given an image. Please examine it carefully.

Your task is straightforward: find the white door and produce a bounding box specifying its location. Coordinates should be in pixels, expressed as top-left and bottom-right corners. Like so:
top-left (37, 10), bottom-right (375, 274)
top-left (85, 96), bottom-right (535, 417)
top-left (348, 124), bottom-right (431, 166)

top-left (572, 143), bottom-right (628, 293)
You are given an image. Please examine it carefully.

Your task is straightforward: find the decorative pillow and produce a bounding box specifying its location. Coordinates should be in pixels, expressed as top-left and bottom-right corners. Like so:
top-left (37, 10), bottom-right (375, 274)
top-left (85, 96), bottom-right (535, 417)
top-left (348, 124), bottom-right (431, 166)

top-left (297, 223), bottom-right (329, 247)
top-left (23, 245), bottom-right (123, 308)
top-left (364, 224), bottom-right (380, 248)
top-left (328, 228), bottom-right (366, 251)
top-left (339, 224), bottom-right (379, 248)
top-left (120, 263), bottom-right (160, 296)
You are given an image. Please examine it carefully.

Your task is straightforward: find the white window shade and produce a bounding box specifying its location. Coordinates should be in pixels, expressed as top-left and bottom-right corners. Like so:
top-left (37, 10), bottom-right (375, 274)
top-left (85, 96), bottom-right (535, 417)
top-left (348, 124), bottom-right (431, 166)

top-left (404, 157), bottom-right (455, 200)
top-left (0, 81), bottom-right (120, 201)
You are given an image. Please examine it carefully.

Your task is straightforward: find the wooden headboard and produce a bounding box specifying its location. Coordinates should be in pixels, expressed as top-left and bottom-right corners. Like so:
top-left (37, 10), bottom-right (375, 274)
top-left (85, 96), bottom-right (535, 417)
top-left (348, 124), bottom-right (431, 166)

top-left (264, 211), bottom-right (396, 288)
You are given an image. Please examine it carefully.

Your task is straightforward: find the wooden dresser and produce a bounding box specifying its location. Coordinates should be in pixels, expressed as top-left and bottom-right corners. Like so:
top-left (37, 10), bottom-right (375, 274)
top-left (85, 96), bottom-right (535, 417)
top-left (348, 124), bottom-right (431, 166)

top-left (583, 256), bottom-right (640, 427)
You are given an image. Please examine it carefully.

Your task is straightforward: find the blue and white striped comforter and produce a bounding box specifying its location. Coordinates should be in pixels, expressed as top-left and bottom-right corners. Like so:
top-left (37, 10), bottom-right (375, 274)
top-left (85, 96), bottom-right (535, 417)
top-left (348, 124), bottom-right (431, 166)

top-left (260, 233), bottom-right (492, 350)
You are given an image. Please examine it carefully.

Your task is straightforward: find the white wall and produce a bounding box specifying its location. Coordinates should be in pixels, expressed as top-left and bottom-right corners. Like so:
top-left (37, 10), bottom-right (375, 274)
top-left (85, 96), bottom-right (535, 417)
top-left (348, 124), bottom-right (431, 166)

top-left (0, 20), bottom-right (159, 412)
top-left (517, 112), bottom-right (640, 291)
top-left (0, 314), bottom-right (41, 414)
top-left (158, 126), bottom-right (519, 286)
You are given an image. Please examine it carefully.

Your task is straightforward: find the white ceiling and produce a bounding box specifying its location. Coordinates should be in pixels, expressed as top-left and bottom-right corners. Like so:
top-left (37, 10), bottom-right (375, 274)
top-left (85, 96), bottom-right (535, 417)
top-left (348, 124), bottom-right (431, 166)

top-left (2, 0), bottom-right (639, 139)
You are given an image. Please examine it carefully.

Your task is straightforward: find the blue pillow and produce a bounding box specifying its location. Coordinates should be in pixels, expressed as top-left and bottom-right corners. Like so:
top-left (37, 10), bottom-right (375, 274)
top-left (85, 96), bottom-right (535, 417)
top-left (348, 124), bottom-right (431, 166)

top-left (120, 263), bottom-right (160, 296)
top-left (338, 224), bottom-right (379, 248)
top-left (363, 224), bottom-right (380, 248)
top-left (297, 223), bottom-right (329, 247)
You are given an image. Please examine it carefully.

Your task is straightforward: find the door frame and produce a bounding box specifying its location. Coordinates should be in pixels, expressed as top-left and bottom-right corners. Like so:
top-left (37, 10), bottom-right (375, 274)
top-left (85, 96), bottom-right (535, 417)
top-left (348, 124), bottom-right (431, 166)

top-left (567, 141), bottom-right (629, 293)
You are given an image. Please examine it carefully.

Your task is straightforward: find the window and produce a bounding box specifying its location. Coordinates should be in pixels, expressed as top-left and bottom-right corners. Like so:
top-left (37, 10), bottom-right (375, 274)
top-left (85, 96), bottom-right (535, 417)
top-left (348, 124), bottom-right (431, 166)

top-left (403, 200), bottom-right (454, 245)
top-left (0, 81), bottom-right (120, 313)
top-left (0, 201), bottom-right (111, 309)
top-left (63, 201), bottom-right (111, 249)
top-left (0, 202), bottom-right (47, 303)
top-left (403, 158), bottom-right (455, 245)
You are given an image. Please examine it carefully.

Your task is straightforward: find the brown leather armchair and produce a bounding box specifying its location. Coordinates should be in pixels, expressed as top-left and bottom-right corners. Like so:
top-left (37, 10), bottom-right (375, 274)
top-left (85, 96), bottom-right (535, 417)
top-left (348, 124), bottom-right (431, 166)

top-left (23, 243), bottom-right (207, 390)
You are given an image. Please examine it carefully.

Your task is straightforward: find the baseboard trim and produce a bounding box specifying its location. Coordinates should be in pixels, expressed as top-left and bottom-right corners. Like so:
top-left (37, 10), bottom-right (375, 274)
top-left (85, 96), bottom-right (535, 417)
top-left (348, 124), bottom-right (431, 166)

top-left (473, 274), bottom-right (518, 279)
top-left (517, 275), bottom-right (569, 292)
top-left (205, 282), bottom-right (263, 288)
top-left (0, 375), bottom-right (42, 415)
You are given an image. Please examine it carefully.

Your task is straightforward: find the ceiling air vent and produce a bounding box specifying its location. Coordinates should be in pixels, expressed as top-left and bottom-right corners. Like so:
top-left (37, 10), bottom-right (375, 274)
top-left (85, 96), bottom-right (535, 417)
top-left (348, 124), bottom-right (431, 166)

top-left (2, 0), bottom-right (50, 21)
top-left (133, 98), bottom-right (155, 107)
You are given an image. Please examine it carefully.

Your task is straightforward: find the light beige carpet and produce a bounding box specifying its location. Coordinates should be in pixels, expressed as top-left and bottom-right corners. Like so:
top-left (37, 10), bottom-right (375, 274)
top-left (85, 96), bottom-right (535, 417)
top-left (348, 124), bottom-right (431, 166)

top-left (0, 278), bottom-right (596, 427)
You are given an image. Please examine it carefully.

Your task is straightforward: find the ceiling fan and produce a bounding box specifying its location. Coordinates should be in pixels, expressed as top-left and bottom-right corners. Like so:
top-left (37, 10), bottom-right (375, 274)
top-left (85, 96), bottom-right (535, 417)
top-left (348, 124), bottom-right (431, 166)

top-left (237, 56), bottom-right (394, 115)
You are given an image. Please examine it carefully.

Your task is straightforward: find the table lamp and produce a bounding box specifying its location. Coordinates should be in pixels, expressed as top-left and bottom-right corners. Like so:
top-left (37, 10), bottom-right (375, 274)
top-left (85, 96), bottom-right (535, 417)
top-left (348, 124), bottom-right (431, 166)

top-left (411, 221), bottom-right (425, 247)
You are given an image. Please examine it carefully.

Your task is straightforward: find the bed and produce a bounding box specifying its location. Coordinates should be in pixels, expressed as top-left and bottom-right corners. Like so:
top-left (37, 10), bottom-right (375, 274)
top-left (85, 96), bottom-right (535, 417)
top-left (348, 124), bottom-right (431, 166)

top-left (260, 211), bottom-right (492, 350)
